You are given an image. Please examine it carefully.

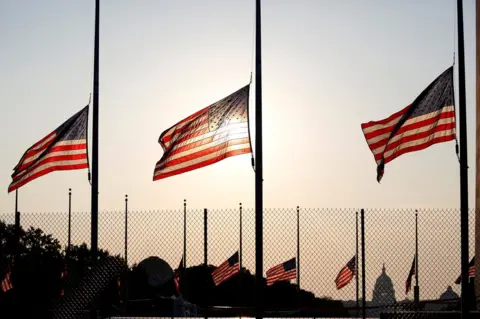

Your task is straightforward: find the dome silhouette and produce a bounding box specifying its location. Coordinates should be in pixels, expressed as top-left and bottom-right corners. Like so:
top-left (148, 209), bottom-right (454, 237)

top-left (439, 286), bottom-right (459, 300)
top-left (371, 264), bottom-right (396, 306)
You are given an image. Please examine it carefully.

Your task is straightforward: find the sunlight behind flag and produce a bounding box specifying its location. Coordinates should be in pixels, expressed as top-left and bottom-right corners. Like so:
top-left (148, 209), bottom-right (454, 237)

top-left (153, 84), bottom-right (252, 180)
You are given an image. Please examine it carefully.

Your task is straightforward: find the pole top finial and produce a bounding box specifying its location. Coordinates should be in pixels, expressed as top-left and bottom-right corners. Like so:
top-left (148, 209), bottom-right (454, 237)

top-left (125, 194), bottom-right (128, 200)
top-left (184, 199), bottom-right (186, 204)
top-left (69, 188), bottom-right (71, 193)
top-left (240, 202), bottom-right (242, 206)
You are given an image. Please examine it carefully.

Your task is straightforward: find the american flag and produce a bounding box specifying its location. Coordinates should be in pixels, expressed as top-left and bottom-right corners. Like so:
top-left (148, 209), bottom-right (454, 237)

top-left (153, 85), bottom-right (251, 180)
top-left (174, 256), bottom-right (184, 294)
top-left (266, 258), bottom-right (297, 286)
top-left (211, 251), bottom-right (240, 286)
top-left (335, 255), bottom-right (356, 290)
top-left (455, 256), bottom-right (475, 284)
top-left (361, 66), bottom-right (455, 182)
top-left (60, 263), bottom-right (68, 296)
top-left (8, 105), bottom-right (89, 192)
top-left (1, 261), bottom-right (13, 293)
top-left (405, 256), bottom-right (416, 295)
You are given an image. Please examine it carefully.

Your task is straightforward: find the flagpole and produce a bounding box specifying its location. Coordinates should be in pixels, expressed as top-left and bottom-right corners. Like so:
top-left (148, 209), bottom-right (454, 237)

top-left (91, 0), bottom-right (100, 263)
top-left (475, 0), bottom-right (480, 309)
top-left (254, 0), bottom-right (264, 318)
top-left (414, 211), bottom-right (419, 309)
top-left (14, 189), bottom-right (20, 265)
top-left (456, 0), bottom-right (470, 316)
top-left (296, 206), bottom-right (300, 289)
top-left (184, 199), bottom-right (187, 269)
top-left (68, 188), bottom-right (72, 256)
top-left (356, 211), bottom-right (359, 317)
top-left (204, 208), bottom-right (208, 267)
top-left (204, 208), bottom-right (208, 319)
top-left (240, 203), bottom-right (243, 269)
top-left (361, 209), bottom-right (366, 319)
top-left (239, 202), bottom-right (243, 312)
top-left (124, 194), bottom-right (129, 309)
top-left (125, 194), bottom-right (128, 265)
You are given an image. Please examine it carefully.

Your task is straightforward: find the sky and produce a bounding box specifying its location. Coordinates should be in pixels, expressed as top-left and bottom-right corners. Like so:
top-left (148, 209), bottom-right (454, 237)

top-left (0, 0), bottom-right (477, 301)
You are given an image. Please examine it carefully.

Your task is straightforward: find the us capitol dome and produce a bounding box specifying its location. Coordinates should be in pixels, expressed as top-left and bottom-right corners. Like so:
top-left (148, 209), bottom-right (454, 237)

top-left (371, 264), bottom-right (396, 306)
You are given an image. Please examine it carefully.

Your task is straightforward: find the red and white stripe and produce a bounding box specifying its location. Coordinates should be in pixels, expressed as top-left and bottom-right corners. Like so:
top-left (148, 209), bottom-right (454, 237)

top-left (8, 138), bottom-right (88, 192)
top-left (335, 264), bottom-right (354, 290)
top-left (1, 268), bottom-right (13, 292)
top-left (211, 260), bottom-right (240, 286)
top-left (154, 108), bottom-right (251, 181)
top-left (361, 105), bottom-right (456, 166)
top-left (266, 264), bottom-right (296, 286)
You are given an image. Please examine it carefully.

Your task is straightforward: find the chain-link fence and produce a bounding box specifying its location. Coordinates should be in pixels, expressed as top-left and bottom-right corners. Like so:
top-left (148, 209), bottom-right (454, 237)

top-left (0, 206), bottom-right (477, 318)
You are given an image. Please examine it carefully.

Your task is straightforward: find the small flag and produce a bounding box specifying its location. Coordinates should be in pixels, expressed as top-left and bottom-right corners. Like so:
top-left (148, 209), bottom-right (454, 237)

top-left (335, 255), bottom-right (356, 290)
top-left (117, 277), bottom-right (122, 303)
top-left (361, 66), bottom-right (455, 182)
top-left (8, 105), bottom-right (89, 192)
top-left (153, 85), bottom-right (251, 180)
top-left (1, 262), bottom-right (13, 292)
top-left (266, 257), bottom-right (297, 286)
top-left (405, 256), bottom-right (416, 294)
top-left (60, 263), bottom-right (68, 296)
top-left (455, 256), bottom-right (475, 284)
top-left (173, 256), bottom-right (184, 294)
top-left (211, 251), bottom-right (240, 286)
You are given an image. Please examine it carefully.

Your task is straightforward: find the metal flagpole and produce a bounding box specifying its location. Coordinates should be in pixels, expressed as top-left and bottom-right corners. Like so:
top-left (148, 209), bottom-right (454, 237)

top-left (15, 190), bottom-right (20, 265)
top-left (240, 202), bottom-right (243, 269)
top-left (68, 188), bottom-right (72, 256)
top-left (296, 206), bottom-right (300, 289)
top-left (255, 0), bottom-right (264, 318)
top-left (475, 0), bottom-right (480, 310)
top-left (414, 211), bottom-right (419, 309)
top-left (204, 208), bottom-right (208, 267)
top-left (361, 209), bottom-right (366, 319)
top-left (204, 208), bottom-right (208, 319)
top-left (125, 194), bottom-right (128, 265)
top-left (124, 194), bottom-right (129, 309)
top-left (91, 0), bottom-right (100, 263)
top-left (456, 0), bottom-right (470, 316)
top-left (184, 199), bottom-right (187, 269)
top-left (356, 211), bottom-right (359, 318)
top-left (240, 202), bottom-right (243, 312)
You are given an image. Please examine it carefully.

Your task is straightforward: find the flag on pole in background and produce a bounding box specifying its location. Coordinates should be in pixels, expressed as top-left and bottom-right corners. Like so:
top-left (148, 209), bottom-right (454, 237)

top-left (455, 256), bottom-right (475, 284)
top-left (361, 66), bottom-right (455, 182)
top-left (153, 85), bottom-right (251, 180)
top-left (1, 261), bottom-right (13, 293)
top-left (266, 258), bottom-right (297, 286)
top-left (405, 256), bottom-right (416, 294)
top-left (8, 105), bottom-right (89, 192)
top-left (211, 251), bottom-right (240, 286)
top-left (174, 256), bottom-right (184, 294)
top-left (60, 263), bottom-right (68, 296)
top-left (335, 255), bottom-right (356, 290)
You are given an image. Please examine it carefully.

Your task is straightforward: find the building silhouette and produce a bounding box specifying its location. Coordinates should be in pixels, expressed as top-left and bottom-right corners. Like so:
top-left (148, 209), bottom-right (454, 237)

top-left (371, 264), bottom-right (396, 307)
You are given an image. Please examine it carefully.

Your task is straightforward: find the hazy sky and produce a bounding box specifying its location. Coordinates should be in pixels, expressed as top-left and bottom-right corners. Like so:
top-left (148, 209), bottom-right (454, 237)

top-left (0, 0), bottom-right (476, 213)
top-left (0, 0), bottom-right (477, 301)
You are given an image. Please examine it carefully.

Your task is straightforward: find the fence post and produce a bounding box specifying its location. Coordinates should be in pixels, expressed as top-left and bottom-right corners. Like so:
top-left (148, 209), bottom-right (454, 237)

top-left (361, 208), bottom-right (366, 319)
top-left (296, 206), bottom-right (300, 290)
top-left (183, 199), bottom-right (187, 269)
top-left (204, 208), bottom-right (208, 267)
top-left (356, 211), bottom-right (359, 318)
top-left (68, 188), bottom-right (72, 256)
